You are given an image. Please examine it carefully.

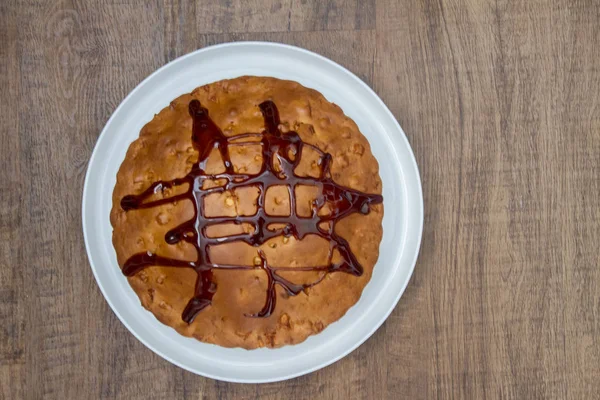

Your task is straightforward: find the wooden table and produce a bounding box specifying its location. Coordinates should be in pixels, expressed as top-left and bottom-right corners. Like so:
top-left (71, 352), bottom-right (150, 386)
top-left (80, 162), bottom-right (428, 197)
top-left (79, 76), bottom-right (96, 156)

top-left (2, 0), bottom-right (599, 398)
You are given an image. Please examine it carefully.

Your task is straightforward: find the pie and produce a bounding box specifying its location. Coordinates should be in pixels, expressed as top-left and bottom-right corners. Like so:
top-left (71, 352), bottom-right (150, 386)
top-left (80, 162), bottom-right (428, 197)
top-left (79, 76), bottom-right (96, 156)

top-left (110, 76), bottom-right (384, 348)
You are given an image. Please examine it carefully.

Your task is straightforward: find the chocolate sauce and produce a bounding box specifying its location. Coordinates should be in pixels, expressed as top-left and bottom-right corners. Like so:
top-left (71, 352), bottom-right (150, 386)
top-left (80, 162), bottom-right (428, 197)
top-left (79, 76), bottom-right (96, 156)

top-left (121, 99), bottom-right (383, 323)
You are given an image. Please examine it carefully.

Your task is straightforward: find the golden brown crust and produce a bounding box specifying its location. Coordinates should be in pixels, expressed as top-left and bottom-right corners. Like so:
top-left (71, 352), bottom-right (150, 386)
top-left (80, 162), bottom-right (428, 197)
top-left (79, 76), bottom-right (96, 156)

top-left (111, 76), bottom-right (383, 349)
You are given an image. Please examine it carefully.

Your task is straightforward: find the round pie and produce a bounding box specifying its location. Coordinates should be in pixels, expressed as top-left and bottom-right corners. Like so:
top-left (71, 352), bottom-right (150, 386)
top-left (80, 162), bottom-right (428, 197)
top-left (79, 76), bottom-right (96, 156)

top-left (110, 76), bottom-right (384, 349)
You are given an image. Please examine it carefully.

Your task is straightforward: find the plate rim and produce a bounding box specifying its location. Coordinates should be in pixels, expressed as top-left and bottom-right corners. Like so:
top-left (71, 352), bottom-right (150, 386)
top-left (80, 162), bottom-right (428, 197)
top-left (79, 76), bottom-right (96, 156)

top-left (82, 41), bottom-right (424, 383)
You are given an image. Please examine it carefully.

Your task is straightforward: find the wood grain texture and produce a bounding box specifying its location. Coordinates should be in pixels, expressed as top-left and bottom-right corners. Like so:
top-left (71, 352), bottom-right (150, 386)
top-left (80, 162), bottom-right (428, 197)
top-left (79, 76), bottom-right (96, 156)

top-left (1, 0), bottom-right (598, 398)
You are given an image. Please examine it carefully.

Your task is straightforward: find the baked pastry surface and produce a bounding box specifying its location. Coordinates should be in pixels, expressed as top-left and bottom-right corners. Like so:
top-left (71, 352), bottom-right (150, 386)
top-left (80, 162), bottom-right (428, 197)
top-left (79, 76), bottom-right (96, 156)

top-left (110, 76), bottom-right (383, 348)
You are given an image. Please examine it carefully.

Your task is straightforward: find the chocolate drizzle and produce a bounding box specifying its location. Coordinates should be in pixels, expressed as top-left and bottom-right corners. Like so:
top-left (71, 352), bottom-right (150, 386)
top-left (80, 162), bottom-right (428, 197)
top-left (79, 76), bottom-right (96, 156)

top-left (120, 99), bottom-right (383, 323)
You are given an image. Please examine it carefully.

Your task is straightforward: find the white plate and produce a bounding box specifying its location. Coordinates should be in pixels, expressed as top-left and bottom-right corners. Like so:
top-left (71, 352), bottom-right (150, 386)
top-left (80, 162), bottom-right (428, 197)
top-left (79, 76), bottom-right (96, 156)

top-left (82, 42), bottom-right (423, 383)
